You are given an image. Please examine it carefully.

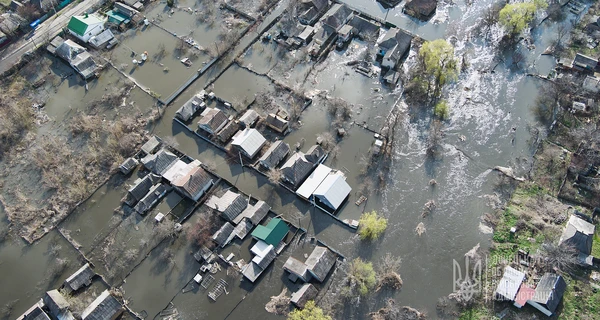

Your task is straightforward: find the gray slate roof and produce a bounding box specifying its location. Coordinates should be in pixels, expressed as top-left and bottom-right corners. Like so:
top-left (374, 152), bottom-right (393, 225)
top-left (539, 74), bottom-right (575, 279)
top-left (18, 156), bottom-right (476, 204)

top-left (574, 53), bottom-right (598, 69)
top-left (212, 222), bottom-right (235, 248)
top-left (233, 200), bottom-right (270, 225)
top-left (305, 246), bottom-right (336, 282)
top-left (64, 263), bottom-right (95, 292)
top-left (305, 145), bottom-right (325, 163)
top-left (348, 15), bottom-right (380, 36)
top-left (141, 149), bottom-right (179, 176)
top-left (233, 218), bottom-right (254, 240)
top-left (559, 215), bottom-right (596, 255)
top-left (254, 245), bottom-right (277, 269)
top-left (141, 136), bottom-right (162, 155)
top-left (81, 290), bottom-right (123, 320)
top-left (55, 40), bottom-right (98, 79)
top-left (43, 290), bottom-right (70, 319)
top-left (134, 183), bottom-right (170, 214)
top-left (22, 306), bottom-right (51, 320)
top-left (281, 152), bottom-right (314, 188)
top-left (283, 257), bottom-right (309, 280)
top-left (531, 273), bottom-right (566, 313)
top-left (206, 190), bottom-right (248, 222)
top-left (404, 0), bottom-right (437, 18)
top-left (216, 121), bottom-right (240, 143)
top-left (119, 157), bottom-right (138, 175)
top-left (239, 109), bottom-right (260, 127)
top-left (258, 140), bottom-right (290, 169)
top-left (290, 283), bottom-right (318, 308)
top-left (242, 262), bottom-right (264, 282)
top-left (266, 113), bottom-right (289, 133)
top-left (175, 94), bottom-right (204, 122)
top-left (128, 174), bottom-right (160, 203)
top-left (320, 3), bottom-right (353, 30)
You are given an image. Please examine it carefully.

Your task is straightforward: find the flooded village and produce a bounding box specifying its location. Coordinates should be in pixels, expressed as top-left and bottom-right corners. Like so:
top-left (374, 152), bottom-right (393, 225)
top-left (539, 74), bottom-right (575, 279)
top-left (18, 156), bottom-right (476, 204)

top-left (2, 0), bottom-right (600, 319)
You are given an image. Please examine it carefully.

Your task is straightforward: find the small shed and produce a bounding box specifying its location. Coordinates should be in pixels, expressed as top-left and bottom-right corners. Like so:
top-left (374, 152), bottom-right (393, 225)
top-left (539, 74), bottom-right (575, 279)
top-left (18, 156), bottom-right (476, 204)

top-left (198, 108), bottom-right (229, 135)
top-left (239, 109), bottom-right (260, 127)
top-left (305, 246), bottom-right (337, 282)
top-left (494, 266), bottom-right (525, 302)
top-left (313, 173), bottom-right (352, 211)
top-left (283, 257), bottom-right (310, 282)
top-left (258, 140), bottom-right (290, 170)
top-left (291, 284), bottom-right (318, 308)
top-left (64, 263), bottom-right (95, 292)
top-left (231, 128), bottom-right (267, 159)
top-left (266, 113), bottom-right (289, 133)
top-left (206, 190), bottom-right (248, 221)
top-left (119, 157), bottom-right (138, 175)
top-left (251, 218), bottom-right (289, 246)
top-left (141, 136), bottom-right (162, 155)
top-left (81, 290), bottom-right (123, 320)
top-left (528, 273), bottom-right (566, 316)
top-left (559, 215), bottom-right (595, 255)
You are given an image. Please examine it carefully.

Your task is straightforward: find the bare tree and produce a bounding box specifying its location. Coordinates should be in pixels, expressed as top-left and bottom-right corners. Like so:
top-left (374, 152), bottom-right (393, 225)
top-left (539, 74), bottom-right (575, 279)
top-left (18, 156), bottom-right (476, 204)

top-left (267, 168), bottom-right (282, 184)
top-left (376, 253), bottom-right (403, 291)
top-left (539, 242), bottom-right (579, 273)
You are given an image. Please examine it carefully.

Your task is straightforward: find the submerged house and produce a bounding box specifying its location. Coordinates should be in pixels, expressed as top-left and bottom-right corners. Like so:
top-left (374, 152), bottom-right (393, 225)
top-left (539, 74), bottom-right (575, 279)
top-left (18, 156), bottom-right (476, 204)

top-left (305, 145), bottom-right (326, 164)
top-left (81, 290), bottom-right (123, 320)
top-left (309, 24), bottom-right (337, 57)
top-left (52, 39), bottom-right (98, 79)
top-left (573, 53), bottom-right (598, 72)
top-left (43, 290), bottom-right (74, 320)
top-left (283, 246), bottom-right (337, 283)
top-left (216, 121), bottom-right (240, 144)
top-left (559, 214), bottom-right (596, 266)
top-left (403, 0), bottom-right (437, 21)
top-left (173, 166), bottom-right (214, 201)
top-left (17, 304), bottom-right (51, 320)
top-left (125, 174), bottom-right (161, 207)
top-left (231, 128), bottom-right (267, 159)
top-left (239, 109), bottom-right (260, 128)
top-left (258, 140), bottom-right (290, 170)
top-left (266, 113), bottom-right (289, 133)
top-left (291, 284), bottom-right (318, 308)
top-left (134, 183), bottom-right (170, 214)
top-left (119, 157), bottom-right (138, 175)
top-left (242, 241), bottom-right (277, 282)
top-left (64, 263), bottom-right (95, 293)
top-left (528, 273), bottom-right (566, 317)
top-left (281, 152), bottom-right (315, 189)
top-left (67, 14), bottom-right (105, 43)
top-left (297, 0), bottom-right (330, 25)
top-left (206, 190), bottom-right (248, 222)
top-left (141, 136), bottom-right (162, 155)
top-left (348, 15), bottom-right (380, 38)
top-left (296, 164), bottom-right (332, 200)
top-left (320, 3), bottom-right (354, 32)
top-left (251, 217), bottom-right (289, 246)
top-left (198, 107), bottom-right (229, 135)
top-left (212, 222), bottom-right (235, 248)
top-left (233, 200), bottom-right (270, 226)
top-left (175, 92), bottom-right (206, 122)
top-left (141, 149), bottom-right (179, 176)
top-left (377, 28), bottom-right (413, 69)
top-left (313, 172), bottom-right (352, 211)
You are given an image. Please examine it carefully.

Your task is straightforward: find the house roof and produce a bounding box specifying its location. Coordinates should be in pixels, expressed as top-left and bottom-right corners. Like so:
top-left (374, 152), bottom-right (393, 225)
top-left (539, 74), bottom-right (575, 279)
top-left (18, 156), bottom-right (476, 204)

top-left (141, 149), bottom-right (179, 176)
top-left (320, 3), bottom-right (353, 30)
top-left (198, 108), bottom-right (228, 133)
top-left (119, 157), bottom-right (138, 174)
top-left (141, 136), bottom-right (162, 154)
top-left (212, 222), bottom-right (235, 247)
top-left (305, 246), bottom-right (337, 282)
top-left (232, 128), bottom-right (266, 158)
top-left (313, 172), bottom-right (351, 210)
top-left (64, 263), bottom-right (95, 292)
top-left (134, 183), bottom-right (169, 214)
top-left (313, 24), bottom-right (337, 45)
top-left (173, 166), bottom-right (212, 201)
top-left (22, 306), bottom-right (51, 320)
top-left (89, 29), bottom-right (114, 48)
top-left (239, 109), bottom-right (260, 127)
top-left (68, 15), bottom-right (104, 37)
top-left (43, 290), bottom-right (70, 319)
top-left (242, 262), bottom-right (264, 282)
top-left (298, 26), bottom-right (316, 40)
top-left (531, 273), bottom-right (566, 313)
top-left (559, 215), bottom-right (596, 255)
top-left (514, 284), bottom-right (535, 308)
top-left (495, 266), bottom-right (525, 301)
top-left (281, 152), bottom-right (314, 188)
top-left (291, 284), bottom-right (318, 308)
top-left (114, 2), bottom-right (139, 18)
top-left (283, 256), bottom-right (309, 279)
top-left (404, 0), bottom-right (437, 18)
top-left (251, 218), bottom-right (289, 246)
top-left (296, 164), bottom-right (332, 199)
top-left (216, 121), bottom-right (240, 143)
top-left (128, 174), bottom-right (160, 202)
top-left (301, 0), bottom-right (328, 11)
top-left (266, 113), bottom-right (289, 132)
top-left (378, 28), bottom-right (413, 54)
top-left (206, 190), bottom-right (248, 221)
top-left (258, 140), bottom-right (290, 169)
top-left (252, 245), bottom-right (277, 269)
top-left (574, 53), bottom-right (598, 68)
top-left (175, 94), bottom-right (204, 121)
top-left (233, 200), bottom-right (271, 225)
top-left (305, 145), bottom-right (325, 163)
top-left (250, 240), bottom-right (274, 257)
top-left (234, 219), bottom-right (254, 240)
top-left (81, 290), bottom-right (123, 320)
top-left (162, 160), bottom-right (190, 183)
top-left (348, 15), bottom-right (380, 36)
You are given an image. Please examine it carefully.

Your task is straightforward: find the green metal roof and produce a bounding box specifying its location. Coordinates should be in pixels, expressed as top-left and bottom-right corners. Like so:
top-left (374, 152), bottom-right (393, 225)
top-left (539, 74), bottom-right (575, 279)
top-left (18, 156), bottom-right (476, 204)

top-left (251, 218), bottom-right (289, 246)
top-left (67, 14), bottom-right (104, 36)
top-left (106, 10), bottom-right (129, 24)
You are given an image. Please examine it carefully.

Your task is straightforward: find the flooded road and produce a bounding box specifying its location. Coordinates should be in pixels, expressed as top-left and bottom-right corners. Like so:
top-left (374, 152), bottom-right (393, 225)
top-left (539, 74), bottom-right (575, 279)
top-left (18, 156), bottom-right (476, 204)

top-left (0, 0), bottom-right (572, 318)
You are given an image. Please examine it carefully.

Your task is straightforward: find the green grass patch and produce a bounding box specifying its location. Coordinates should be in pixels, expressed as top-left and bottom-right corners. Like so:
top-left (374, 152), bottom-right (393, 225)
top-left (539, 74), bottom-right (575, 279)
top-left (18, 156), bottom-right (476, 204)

top-left (560, 275), bottom-right (600, 319)
top-left (591, 232), bottom-right (600, 258)
top-left (458, 304), bottom-right (497, 320)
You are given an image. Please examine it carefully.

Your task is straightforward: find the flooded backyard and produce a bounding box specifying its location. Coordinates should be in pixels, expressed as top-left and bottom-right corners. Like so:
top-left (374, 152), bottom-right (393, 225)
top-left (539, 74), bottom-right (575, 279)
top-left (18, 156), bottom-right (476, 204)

top-left (0, 0), bottom-right (578, 319)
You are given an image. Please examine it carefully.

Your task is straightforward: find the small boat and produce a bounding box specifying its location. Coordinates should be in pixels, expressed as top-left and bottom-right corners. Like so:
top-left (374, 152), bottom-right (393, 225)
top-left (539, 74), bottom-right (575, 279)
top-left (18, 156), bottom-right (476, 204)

top-left (180, 57), bottom-right (192, 67)
top-left (140, 51), bottom-right (148, 61)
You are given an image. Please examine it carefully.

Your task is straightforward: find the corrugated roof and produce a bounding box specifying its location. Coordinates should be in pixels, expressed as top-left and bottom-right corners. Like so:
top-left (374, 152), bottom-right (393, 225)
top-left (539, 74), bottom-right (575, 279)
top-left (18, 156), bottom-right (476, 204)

top-left (281, 153), bottom-right (314, 188)
top-left (43, 290), bottom-right (70, 319)
top-left (239, 109), bottom-right (260, 127)
top-left (291, 284), bottom-right (318, 308)
top-left (266, 114), bottom-right (288, 132)
top-left (64, 263), bottom-right (95, 292)
top-left (134, 184), bottom-right (169, 214)
top-left (531, 273), bottom-right (566, 313)
top-left (233, 218), bottom-right (254, 240)
top-left (305, 246), bottom-right (336, 282)
top-left (559, 215), bottom-right (595, 254)
top-left (313, 172), bottom-right (351, 210)
top-left (22, 306), bottom-right (51, 320)
top-left (128, 174), bottom-right (160, 203)
top-left (233, 200), bottom-right (270, 225)
top-left (141, 136), bottom-right (162, 154)
top-left (198, 108), bottom-right (228, 134)
top-left (258, 140), bottom-right (290, 170)
top-left (242, 262), bottom-right (264, 282)
top-left (81, 290), bottom-right (123, 320)
top-left (494, 266), bottom-right (525, 301)
top-left (206, 190), bottom-right (248, 221)
top-left (162, 160), bottom-right (190, 183)
top-left (68, 15), bottom-right (104, 36)
top-left (217, 121), bottom-right (240, 144)
top-left (212, 222), bottom-right (235, 248)
top-left (173, 166), bottom-right (212, 201)
top-left (251, 218), bottom-right (289, 246)
top-left (232, 128), bottom-right (266, 158)
top-left (296, 164), bottom-right (332, 199)
top-left (305, 145), bottom-right (325, 163)
top-left (141, 149), bottom-right (179, 176)
top-left (175, 94), bottom-right (204, 121)
top-left (283, 257), bottom-right (309, 280)
top-left (252, 246), bottom-right (276, 269)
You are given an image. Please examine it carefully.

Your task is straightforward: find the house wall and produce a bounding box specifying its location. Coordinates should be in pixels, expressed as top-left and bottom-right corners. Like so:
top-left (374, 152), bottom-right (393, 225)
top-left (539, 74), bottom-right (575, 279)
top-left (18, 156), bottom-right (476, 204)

top-left (382, 57), bottom-right (395, 69)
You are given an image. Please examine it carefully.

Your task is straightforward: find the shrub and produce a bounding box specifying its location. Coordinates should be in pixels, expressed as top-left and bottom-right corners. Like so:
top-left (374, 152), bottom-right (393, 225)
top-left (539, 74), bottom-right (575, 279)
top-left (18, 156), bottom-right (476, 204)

top-left (358, 211), bottom-right (388, 240)
top-left (167, 0), bottom-right (174, 7)
top-left (288, 300), bottom-right (330, 320)
top-left (434, 100), bottom-right (450, 120)
top-left (341, 258), bottom-right (377, 298)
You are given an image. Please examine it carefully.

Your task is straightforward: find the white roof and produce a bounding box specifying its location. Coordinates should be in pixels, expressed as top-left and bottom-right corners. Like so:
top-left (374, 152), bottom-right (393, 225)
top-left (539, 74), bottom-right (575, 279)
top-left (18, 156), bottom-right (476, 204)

top-left (162, 160), bottom-right (190, 183)
top-left (296, 164), bottom-right (332, 199)
top-left (232, 128), bottom-right (266, 158)
top-left (495, 266), bottom-right (525, 301)
top-left (313, 172), bottom-right (351, 210)
top-left (250, 240), bottom-right (273, 258)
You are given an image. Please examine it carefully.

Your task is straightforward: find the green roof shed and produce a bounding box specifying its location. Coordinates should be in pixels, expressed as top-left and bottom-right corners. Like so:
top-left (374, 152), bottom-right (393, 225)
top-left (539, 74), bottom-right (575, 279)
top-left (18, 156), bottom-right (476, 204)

top-left (251, 218), bottom-right (289, 246)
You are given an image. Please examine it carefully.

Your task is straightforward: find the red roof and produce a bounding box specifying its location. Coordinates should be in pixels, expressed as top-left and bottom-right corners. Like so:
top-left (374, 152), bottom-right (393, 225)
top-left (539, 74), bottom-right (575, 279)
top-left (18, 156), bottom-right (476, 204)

top-left (514, 284), bottom-right (535, 308)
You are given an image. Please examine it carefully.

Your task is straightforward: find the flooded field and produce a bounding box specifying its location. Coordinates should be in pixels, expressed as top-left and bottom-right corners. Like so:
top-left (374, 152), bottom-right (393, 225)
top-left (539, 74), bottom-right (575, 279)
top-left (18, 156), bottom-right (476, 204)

top-left (0, 0), bottom-right (579, 318)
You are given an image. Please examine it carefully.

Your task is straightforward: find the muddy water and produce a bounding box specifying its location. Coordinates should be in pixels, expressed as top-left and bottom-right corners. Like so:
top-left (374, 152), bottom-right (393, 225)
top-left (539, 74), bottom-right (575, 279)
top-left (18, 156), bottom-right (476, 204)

top-left (0, 0), bottom-right (573, 318)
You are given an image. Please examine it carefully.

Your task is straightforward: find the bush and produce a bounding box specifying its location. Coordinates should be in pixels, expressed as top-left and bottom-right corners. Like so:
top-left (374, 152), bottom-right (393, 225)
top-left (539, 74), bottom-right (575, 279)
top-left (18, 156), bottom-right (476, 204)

top-left (358, 211), bottom-right (388, 240)
top-left (341, 258), bottom-right (377, 298)
top-left (434, 100), bottom-right (450, 120)
top-left (167, 0), bottom-right (174, 7)
top-left (288, 300), bottom-right (331, 320)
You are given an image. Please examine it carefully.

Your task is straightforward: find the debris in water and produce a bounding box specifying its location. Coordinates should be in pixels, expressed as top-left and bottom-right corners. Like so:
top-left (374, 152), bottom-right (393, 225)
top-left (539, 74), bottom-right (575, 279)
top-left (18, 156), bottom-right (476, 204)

top-left (493, 166), bottom-right (525, 182)
top-left (265, 288), bottom-right (290, 315)
top-left (429, 179), bottom-right (437, 186)
top-left (415, 222), bottom-right (426, 236)
top-left (421, 200), bottom-right (436, 218)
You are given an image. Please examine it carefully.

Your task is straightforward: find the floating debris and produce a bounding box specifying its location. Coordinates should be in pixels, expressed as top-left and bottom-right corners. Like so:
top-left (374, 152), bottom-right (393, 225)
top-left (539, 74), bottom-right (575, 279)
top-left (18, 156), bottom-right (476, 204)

top-left (415, 222), bottom-right (426, 236)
